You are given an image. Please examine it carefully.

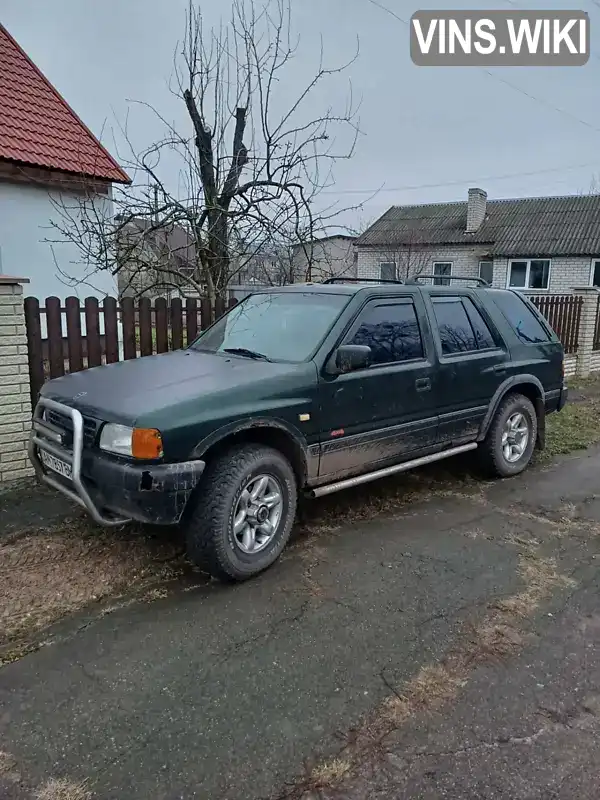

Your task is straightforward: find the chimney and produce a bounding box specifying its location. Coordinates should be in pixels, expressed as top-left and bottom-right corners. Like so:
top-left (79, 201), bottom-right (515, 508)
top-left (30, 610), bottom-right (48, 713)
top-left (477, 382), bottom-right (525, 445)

top-left (466, 187), bottom-right (487, 233)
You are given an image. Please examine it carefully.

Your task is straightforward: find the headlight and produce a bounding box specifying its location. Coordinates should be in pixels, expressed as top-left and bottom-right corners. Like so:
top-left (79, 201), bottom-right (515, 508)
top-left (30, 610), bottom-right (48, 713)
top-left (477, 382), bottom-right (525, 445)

top-left (99, 424), bottom-right (164, 459)
top-left (99, 424), bottom-right (133, 456)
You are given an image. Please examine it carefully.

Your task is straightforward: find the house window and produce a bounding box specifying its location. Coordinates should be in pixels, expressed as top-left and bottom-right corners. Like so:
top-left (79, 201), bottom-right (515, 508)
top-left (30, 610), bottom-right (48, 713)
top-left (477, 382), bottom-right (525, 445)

top-left (508, 259), bottom-right (550, 290)
top-left (591, 259), bottom-right (600, 287)
top-left (433, 262), bottom-right (452, 286)
top-left (479, 259), bottom-right (494, 286)
top-left (380, 262), bottom-right (396, 281)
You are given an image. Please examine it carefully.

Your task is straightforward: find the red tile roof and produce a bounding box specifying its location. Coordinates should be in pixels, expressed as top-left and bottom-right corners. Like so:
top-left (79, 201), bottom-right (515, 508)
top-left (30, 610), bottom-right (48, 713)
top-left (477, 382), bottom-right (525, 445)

top-left (0, 24), bottom-right (130, 184)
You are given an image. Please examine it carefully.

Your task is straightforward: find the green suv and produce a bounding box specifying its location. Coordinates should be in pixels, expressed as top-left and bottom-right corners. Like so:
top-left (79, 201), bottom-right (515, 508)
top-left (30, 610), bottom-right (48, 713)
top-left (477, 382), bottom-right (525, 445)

top-left (29, 277), bottom-right (567, 581)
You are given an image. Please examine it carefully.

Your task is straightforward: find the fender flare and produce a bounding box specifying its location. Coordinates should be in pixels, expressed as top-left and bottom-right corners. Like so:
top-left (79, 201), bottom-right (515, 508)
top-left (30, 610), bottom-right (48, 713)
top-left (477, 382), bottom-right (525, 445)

top-left (189, 416), bottom-right (311, 480)
top-left (477, 374), bottom-right (545, 443)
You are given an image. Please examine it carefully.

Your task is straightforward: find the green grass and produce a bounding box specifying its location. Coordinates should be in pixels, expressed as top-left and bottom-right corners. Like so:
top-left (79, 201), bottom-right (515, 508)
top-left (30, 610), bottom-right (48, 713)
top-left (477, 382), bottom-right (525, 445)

top-left (544, 378), bottom-right (600, 458)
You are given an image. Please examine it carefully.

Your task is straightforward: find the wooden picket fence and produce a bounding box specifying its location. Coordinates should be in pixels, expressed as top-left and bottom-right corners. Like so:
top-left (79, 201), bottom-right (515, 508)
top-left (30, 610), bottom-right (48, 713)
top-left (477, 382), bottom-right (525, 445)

top-left (24, 294), bottom-right (238, 407)
top-left (527, 294), bottom-right (583, 354)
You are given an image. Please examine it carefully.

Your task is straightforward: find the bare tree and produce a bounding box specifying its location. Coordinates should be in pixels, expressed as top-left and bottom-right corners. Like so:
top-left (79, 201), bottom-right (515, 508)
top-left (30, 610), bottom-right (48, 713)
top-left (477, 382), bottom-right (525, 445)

top-left (48, 0), bottom-right (360, 320)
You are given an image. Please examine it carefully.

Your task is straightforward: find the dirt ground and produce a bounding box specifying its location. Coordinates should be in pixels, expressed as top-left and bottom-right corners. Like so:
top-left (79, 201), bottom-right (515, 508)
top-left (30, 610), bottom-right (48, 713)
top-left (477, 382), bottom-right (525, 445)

top-left (1, 377), bottom-right (599, 664)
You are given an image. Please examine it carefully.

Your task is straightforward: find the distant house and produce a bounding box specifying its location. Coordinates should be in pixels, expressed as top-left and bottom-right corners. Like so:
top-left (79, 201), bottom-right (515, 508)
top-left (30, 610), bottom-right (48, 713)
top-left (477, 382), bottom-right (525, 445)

top-left (292, 235), bottom-right (357, 282)
top-left (0, 24), bottom-right (130, 301)
top-left (115, 217), bottom-right (197, 300)
top-left (356, 188), bottom-right (600, 293)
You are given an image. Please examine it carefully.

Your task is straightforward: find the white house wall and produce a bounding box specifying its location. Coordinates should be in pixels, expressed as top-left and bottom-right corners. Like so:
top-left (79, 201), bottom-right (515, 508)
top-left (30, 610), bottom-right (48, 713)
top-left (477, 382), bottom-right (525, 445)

top-left (358, 246), bottom-right (596, 292)
top-left (492, 256), bottom-right (593, 292)
top-left (356, 245), bottom-right (488, 284)
top-left (0, 180), bottom-right (117, 302)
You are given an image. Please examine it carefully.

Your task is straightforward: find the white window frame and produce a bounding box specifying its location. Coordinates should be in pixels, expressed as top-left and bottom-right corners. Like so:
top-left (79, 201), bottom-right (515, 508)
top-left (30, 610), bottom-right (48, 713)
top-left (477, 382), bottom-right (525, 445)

top-left (506, 258), bottom-right (551, 291)
top-left (478, 259), bottom-right (494, 285)
top-left (432, 261), bottom-right (453, 286)
top-left (590, 258), bottom-right (600, 287)
top-left (379, 261), bottom-right (397, 281)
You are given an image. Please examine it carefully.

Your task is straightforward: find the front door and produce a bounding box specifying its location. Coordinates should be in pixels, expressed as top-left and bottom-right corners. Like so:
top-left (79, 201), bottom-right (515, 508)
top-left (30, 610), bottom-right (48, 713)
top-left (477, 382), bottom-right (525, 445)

top-left (426, 293), bottom-right (509, 444)
top-left (318, 294), bottom-right (439, 482)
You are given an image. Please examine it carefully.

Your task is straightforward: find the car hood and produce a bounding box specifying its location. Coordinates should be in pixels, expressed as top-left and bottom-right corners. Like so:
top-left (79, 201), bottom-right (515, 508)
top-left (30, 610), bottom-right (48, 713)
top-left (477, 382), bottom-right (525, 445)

top-left (40, 350), bottom-right (303, 424)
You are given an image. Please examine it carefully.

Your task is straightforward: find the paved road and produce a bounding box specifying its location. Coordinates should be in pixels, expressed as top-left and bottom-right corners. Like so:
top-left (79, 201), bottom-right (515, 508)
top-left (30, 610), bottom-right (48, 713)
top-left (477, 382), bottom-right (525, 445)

top-left (1, 448), bottom-right (599, 799)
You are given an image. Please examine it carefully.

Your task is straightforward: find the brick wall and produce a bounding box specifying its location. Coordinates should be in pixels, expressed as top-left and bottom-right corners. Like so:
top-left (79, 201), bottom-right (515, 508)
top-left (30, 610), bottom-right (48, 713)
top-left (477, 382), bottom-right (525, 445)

top-left (357, 245), bottom-right (489, 284)
top-left (358, 247), bottom-right (595, 292)
top-left (494, 256), bottom-right (592, 292)
top-left (0, 277), bottom-right (33, 483)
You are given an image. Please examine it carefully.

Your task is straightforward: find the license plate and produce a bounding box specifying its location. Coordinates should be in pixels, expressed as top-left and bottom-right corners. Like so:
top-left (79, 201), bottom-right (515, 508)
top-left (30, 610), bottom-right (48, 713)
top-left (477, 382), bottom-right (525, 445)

top-left (40, 450), bottom-right (73, 481)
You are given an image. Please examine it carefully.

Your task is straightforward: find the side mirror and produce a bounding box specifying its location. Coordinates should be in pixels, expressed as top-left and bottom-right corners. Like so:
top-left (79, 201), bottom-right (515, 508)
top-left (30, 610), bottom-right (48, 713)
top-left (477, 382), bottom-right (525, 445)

top-left (335, 344), bottom-right (371, 373)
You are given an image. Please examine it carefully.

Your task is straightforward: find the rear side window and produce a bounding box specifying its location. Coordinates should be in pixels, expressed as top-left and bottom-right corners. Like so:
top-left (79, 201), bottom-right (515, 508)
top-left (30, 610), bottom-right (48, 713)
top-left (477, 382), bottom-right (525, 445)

top-left (491, 291), bottom-right (551, 344)
top-left (348, 300), bottom-right (424, 365)
top-left (432, 298), bottom-right (478, 354)
top-left (462, 297), bottom-right (496, 349)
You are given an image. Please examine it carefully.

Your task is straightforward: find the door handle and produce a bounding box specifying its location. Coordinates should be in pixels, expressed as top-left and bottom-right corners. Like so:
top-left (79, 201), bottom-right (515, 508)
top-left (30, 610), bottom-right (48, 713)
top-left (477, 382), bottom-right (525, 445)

top-left (493, 364), bottom-right (507, 374)
top-left (415, 377), bottom-right (431, 392)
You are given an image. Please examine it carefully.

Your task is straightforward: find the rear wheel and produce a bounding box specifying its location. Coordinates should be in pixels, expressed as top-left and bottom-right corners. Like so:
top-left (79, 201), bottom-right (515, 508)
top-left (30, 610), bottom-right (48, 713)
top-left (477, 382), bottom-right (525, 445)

top-left (480, 393), bottom-right (537, 478)
top-left (185, 443), bottom-right (297, 581)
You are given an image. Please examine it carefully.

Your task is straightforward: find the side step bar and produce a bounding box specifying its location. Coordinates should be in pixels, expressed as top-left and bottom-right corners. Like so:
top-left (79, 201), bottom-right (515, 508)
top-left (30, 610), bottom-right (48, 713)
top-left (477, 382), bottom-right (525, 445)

top-left (29, 397), bottom-right (130, 527)
top-left (308, 442), bottom-right (478, 498)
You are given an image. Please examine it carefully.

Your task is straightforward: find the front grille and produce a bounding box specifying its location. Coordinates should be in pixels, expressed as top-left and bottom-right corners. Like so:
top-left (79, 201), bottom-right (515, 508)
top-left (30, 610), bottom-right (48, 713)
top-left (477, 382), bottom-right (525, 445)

top-left (46, 410), bottom-right (99, 449)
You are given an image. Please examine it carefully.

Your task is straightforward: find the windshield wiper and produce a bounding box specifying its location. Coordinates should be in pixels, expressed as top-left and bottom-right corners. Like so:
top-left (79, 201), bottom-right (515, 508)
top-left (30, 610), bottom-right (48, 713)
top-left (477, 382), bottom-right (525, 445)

top-left (223, 347), bottom-right (271, 361)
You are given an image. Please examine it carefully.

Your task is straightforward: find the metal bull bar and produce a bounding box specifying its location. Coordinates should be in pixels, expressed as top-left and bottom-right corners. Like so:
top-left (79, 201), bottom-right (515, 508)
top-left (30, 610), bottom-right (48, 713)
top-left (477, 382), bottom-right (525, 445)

top-left (28, 397), bottom-right (130, 527)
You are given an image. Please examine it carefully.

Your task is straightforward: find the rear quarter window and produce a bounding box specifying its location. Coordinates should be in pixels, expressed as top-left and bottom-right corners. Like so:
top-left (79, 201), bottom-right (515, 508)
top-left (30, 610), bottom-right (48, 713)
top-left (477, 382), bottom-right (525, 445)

top-left (490, 291), bottom-right (551, 345)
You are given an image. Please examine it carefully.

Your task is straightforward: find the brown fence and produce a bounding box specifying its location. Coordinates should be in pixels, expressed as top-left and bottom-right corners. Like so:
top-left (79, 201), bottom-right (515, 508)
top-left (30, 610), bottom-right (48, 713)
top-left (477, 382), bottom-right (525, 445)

top-left (528, 294), bottom-right (583, 354)
top-left (24, 294), bottom-right (238, 407)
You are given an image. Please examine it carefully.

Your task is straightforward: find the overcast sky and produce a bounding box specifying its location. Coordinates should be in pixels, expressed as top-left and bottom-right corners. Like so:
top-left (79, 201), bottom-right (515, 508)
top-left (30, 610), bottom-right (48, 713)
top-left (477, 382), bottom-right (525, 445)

top-left (3, 0), bottom-right (600, 228)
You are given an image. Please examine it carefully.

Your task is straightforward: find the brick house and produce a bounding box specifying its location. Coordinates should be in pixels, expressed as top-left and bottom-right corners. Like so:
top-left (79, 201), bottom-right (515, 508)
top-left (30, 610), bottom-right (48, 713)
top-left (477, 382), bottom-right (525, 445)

top-left (356, 189), bottom-right (600, 293)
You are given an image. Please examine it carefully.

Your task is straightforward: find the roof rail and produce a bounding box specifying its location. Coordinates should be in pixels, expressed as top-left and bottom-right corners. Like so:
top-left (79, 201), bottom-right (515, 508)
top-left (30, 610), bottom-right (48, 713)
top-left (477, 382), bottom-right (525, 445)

top-left (408, 275), bottom-right (490, 287)
top-left (322, 277), bottom-right (405, 285)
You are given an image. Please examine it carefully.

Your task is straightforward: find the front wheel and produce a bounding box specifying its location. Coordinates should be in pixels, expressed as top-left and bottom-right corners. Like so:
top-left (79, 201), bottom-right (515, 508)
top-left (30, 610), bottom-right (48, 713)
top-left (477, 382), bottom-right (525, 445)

top-left (185, 443), bottom-right (297, 581)
top-left (480, 393), bottom-right (537, 478)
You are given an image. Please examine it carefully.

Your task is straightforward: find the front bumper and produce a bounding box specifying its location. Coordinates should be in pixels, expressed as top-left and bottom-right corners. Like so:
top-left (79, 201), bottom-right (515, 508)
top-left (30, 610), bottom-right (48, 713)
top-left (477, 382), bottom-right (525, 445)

top-left (29, 397), bottom-right (205, 527)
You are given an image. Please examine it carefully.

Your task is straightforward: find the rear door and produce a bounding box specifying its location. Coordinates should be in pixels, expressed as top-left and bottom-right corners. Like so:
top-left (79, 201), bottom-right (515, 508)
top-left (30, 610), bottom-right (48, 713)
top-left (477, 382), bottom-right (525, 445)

top-left (317, 293), bottom-right (439, 482)
top-left (424, 292), bottom-right (509, 445)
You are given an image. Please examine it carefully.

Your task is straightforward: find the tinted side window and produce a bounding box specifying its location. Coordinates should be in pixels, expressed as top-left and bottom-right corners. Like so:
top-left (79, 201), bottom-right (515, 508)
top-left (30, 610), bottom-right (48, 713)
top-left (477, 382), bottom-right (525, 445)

top-left (432, 299), bottom-right (477, 354)
top-left (491, 291), bottom-right (551, 344)
top-left (348, 301), bottom-right (424, 365)
top-left (462, 297), bottom-right (496, 349)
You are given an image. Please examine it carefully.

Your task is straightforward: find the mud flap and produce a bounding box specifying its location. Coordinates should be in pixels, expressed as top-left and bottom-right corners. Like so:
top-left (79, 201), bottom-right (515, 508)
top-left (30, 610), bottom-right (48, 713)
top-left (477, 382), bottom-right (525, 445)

top-left (535, 397), bottom-right (546, 450)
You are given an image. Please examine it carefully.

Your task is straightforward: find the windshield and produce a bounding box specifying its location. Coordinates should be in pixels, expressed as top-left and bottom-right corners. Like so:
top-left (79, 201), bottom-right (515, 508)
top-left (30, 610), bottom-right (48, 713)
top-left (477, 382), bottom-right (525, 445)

top-left (191, 292), bottom-right (349, 362)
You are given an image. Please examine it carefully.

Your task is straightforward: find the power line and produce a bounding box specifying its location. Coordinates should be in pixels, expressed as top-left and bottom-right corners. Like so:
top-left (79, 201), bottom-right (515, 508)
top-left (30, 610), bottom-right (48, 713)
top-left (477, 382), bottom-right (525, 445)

top-left (322, 160), bottom-right (598, 195)
top-left (482, 70), bottom-right (600, 134)
top-left (366, 0), bottom-right (600, 131)
top-left (365, 0), bottom-right (408, 25)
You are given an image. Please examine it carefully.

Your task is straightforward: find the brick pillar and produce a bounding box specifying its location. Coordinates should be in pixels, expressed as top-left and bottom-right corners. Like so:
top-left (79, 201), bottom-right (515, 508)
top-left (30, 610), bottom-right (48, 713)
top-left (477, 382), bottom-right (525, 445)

top-left (571, 286), bottom-right (600, 378)
top-left (0, 277), bottom-right (33, 483)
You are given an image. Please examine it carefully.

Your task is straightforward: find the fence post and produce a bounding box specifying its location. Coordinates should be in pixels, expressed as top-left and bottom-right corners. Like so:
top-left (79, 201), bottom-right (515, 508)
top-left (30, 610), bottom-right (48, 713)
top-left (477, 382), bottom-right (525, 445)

top-left (571, 286), bottom-right (600, 377)
top-left (0, 277), bottom-right (33, 483)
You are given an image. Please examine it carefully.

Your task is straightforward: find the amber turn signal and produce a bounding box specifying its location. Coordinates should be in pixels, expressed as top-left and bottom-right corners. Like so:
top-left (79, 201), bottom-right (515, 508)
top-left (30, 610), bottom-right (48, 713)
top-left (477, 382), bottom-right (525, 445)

top-left (131, 428), bottom-right (164, 459)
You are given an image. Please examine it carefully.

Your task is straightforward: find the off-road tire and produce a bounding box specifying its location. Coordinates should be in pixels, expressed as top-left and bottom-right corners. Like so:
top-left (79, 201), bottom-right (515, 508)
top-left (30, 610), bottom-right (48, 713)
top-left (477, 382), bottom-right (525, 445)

top-left (185, 443), bottom-right (297, 581)
top-left (479, 392), bottom-right (537, 478)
